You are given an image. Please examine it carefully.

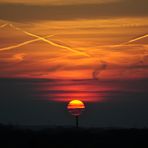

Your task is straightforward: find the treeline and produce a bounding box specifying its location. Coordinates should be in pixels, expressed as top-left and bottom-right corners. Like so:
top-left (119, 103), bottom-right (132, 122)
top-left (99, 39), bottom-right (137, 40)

top-left (0, 124), bottom-right (148, 148)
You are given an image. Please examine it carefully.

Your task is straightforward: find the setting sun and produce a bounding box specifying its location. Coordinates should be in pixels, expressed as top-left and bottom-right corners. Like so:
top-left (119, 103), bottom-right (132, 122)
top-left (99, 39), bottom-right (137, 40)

top-left (68, 100), bottom-right (85, 109)
top-left (67, 100), bottom-right (85, 116)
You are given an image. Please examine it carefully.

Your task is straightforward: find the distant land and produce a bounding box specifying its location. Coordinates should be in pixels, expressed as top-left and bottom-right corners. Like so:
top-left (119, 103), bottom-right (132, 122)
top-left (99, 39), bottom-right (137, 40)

top-left (0, 123), bottom-right (148, 148)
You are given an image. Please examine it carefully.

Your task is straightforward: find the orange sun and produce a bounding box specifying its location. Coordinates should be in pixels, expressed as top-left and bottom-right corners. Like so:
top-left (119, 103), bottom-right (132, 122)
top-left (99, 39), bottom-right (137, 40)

top-left (67, 100), bottom-right (85, 116)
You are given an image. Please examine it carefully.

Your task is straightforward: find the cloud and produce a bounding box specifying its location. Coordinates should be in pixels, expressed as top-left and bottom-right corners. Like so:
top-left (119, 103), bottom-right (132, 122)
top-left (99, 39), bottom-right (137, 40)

top-left (47, 62), bottom-right (93, 72)
top-left (92, 61), bottom-right (108, 80)
top-left (0, 53), bottom-right (26, 63)
top-left (0, 23), bottom-right (8, 28)
top-left (0, 0), bottom-right (148, 22)
top-left (48, 64), bottom-right (63, 72)
top-left (0, 0), bottom-right (119, 5)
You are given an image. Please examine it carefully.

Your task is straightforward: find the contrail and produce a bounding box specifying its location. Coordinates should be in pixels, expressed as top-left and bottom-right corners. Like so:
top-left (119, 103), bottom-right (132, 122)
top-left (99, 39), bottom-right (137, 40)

top-left (125, 34), bottom-right (148, 44)
top-left (0, 34), bottom-right (55, 51)
top-left (9, 24), bottom-right (90, 57)
top-left (105, 34), bottom-right (148, 47)
top-left (0, 23), bottom-right (8, 28)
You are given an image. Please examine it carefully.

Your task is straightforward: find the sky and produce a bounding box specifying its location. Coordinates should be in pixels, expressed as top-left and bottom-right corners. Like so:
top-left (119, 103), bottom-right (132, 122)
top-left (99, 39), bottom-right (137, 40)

top-left (0, 0), bottom-right (148, 127)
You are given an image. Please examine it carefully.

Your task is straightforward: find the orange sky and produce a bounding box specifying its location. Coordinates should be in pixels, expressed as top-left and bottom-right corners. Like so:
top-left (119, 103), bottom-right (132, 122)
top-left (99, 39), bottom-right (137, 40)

top-left (0, 0), bottom-right (148, 80)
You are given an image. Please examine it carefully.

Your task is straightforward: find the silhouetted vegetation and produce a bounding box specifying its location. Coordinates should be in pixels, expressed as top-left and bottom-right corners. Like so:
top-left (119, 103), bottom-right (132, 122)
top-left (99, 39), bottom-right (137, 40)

top-left (0, 123), bottom-right (148, 148)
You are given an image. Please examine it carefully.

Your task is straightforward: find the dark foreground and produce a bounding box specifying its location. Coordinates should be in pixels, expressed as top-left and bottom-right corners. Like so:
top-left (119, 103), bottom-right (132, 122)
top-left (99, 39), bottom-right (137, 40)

top-left (0, 124), bottom-right (148, 148)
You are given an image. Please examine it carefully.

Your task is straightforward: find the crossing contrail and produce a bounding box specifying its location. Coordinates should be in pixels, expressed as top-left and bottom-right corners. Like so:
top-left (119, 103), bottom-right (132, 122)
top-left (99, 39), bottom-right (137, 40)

top-left (9, 24), bottom-right (90, 57)
top-left (0, 34), bottom-right (55, 51)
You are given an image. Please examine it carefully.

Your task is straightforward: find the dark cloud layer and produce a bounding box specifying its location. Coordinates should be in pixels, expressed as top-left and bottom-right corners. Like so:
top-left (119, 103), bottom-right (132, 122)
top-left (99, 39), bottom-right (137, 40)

top-left (0, 0), bottom-right (148, 21)
top-left (0, 78), bottom-right (148, 127)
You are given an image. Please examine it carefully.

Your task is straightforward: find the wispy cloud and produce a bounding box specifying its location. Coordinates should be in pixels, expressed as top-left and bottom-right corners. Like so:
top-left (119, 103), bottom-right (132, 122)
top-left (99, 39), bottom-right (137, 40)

top-left (92, 61), bottom-right (108, 80)
top-left (0, 0), bottom-right (148, 21)
top-left (0, 0), bottom-right (118, 5)
top-left (0, 23), bottom-right (8, 28)
top-left (0, 53), bottom-right (26, 63)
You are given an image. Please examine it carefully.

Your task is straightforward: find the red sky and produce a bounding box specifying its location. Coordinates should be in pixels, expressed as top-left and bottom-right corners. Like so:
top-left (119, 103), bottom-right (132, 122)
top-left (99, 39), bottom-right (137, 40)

top-left (0, 0), bottom-right (148, 80)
